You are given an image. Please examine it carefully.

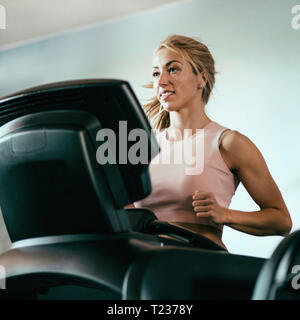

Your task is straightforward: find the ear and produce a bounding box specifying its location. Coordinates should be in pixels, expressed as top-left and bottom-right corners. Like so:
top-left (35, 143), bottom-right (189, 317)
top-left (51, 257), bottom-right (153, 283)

top-left (197, 70), bottom-right (208, 89)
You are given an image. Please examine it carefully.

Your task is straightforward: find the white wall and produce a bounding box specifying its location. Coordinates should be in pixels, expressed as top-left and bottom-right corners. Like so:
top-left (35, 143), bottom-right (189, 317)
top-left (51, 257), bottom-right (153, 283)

top-left (0, 0), bottom-right (299, 258)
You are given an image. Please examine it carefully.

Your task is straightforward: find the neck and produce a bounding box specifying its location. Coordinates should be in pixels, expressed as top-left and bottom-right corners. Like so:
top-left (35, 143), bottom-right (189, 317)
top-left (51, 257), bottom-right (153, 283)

top-left (168, 103), bottom-right (211, 140)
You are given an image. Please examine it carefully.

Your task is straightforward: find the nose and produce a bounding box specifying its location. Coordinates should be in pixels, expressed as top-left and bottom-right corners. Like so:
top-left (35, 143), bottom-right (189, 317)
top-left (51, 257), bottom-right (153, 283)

top-left (157, 70), bottom-right (169, 87)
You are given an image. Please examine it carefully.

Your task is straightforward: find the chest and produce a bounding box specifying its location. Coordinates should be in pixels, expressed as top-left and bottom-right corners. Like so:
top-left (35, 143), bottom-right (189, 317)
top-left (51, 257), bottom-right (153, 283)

top-left (148, 142), bottom-right (219, 206)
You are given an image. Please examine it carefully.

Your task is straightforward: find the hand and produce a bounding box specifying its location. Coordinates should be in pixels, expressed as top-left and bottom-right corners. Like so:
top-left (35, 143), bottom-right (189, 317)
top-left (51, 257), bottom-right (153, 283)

top-left (192, 190), bottom-right (228, 225)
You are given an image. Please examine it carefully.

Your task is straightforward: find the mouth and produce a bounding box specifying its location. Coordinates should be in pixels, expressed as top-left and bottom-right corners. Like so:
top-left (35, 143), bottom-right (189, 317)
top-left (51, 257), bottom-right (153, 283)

top-left (160, 90), bottom-right (175, 100)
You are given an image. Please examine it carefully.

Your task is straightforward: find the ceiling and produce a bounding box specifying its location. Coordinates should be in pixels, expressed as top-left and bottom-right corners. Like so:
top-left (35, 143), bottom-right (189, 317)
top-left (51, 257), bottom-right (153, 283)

top-left (0, 0), bottom-right (187, 50)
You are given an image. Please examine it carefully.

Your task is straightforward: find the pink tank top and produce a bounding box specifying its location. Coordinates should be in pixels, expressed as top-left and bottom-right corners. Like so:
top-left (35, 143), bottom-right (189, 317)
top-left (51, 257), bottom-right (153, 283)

top-left (134, 121), bottom-right (240, 228)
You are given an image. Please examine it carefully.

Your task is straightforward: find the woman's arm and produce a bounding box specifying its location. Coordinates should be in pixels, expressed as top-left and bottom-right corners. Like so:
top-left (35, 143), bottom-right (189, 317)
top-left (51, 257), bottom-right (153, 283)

top-left (124, 204), bottom-right (135, 209)
top-left (192, 130), bottom-right (292, 236)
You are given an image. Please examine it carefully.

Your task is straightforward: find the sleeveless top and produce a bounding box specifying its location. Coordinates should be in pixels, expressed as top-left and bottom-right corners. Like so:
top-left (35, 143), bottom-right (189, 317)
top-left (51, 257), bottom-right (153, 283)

top-left (134, 121), bottom-right (240, 230)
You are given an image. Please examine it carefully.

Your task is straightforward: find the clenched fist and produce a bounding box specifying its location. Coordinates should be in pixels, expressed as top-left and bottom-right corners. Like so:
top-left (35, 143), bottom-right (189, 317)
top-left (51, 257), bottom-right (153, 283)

top-left (192, 190), bottom-right (228, 225)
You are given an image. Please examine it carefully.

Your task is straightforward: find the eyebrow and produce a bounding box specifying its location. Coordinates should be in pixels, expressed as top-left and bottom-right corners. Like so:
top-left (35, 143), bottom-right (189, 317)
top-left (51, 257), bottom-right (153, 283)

top-left (152, 60), bottom-right (182, 69)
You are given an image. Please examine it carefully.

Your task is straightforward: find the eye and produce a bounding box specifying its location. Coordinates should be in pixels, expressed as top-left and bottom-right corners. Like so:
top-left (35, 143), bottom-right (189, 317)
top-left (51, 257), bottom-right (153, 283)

top-left (152, 71), bottom-right (160, 78)
top-left (168, 67), bottom-right (178, 74)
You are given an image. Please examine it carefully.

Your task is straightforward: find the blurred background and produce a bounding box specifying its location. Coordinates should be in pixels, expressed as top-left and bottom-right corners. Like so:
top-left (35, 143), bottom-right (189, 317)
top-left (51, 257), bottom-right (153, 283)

top-left (0, 0), bottom-right (299, 258)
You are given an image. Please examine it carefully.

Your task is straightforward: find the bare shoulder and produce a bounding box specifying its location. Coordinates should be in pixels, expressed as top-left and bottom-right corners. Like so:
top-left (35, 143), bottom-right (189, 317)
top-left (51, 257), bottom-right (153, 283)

top-left (219, 130), bottom-right (260, 172)
top-left (221, 130), bottom-right (249, 149)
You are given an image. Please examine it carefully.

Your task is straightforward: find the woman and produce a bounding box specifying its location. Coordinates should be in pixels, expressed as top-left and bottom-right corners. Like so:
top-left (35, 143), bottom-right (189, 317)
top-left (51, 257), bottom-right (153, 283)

top-left (131, 34), bottom-right (292, 250)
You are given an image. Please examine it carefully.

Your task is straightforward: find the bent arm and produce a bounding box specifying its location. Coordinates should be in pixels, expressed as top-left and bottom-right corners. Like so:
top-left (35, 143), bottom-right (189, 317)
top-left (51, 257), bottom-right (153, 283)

top-left (124, 203), bottom-right (135, 209)
top-left (225, 208), bottom-right (291, 236)
top-left (220, 131), bottom-right (292, 236)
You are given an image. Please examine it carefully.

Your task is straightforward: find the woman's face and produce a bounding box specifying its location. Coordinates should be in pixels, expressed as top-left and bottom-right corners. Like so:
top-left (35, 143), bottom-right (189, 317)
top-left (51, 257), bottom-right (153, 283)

top-left (152, 48), bottom-right (202, 112)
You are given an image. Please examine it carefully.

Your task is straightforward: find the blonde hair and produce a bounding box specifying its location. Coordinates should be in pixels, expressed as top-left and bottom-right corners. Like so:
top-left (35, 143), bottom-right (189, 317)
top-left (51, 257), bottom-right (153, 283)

top-left (144, 34), bottom-right (217, 130)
